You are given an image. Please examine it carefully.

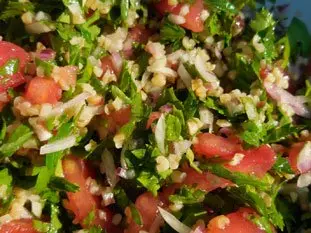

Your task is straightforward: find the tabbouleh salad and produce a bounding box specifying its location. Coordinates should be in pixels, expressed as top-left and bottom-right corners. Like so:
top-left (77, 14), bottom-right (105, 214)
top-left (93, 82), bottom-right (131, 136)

top-left (0, 0), bottom-right (311, 232)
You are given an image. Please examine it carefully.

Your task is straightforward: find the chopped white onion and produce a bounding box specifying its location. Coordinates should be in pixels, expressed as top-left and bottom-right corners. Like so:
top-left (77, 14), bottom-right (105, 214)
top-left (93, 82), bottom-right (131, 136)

top-left (25, 22), bottom-right (53, 34)
top-left (199, 107), bottom-right (214, 132)
top-left (40, 135), bottom-right (76, 154)
top-left (194, 55), bottom-right (219, 87)
top-left (297, 171), bottom-right (311, 188)
top-left (49, 92), bottom-right (91, 117)
top-left (173, 140), bottom-right (192, 156)
top-left (155, 114), bottom-right (166, 154)
top-left (101, 149), bottom-right (118, 187)
top-left (297, 141), bottom-right (311, 173)
top-left (158, 207), bottom-right (192, 233)
top-left (177, 63), bottom-right (192, 89)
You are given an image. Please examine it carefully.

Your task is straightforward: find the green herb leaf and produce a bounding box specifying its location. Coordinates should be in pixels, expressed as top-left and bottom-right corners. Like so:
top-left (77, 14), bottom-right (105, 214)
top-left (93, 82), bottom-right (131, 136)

top-left (0, 124), bottom-right (33, 158)
top-left (165, 114), bottom-right (182, 141)
top-left (49, 176), bottom-right (79, 192)
top-left (0, 59), bottom-right (19, 76)
top-left (287, 17), bottom-right (311, 57)
top-left (204, 0), bottom-right (238, 14)
top-left (250, 9), bottom-right (275, 32)
top-left (169, 186), bottom-right (206, 204)
top-left (160, 19), bottom-right (185, 50)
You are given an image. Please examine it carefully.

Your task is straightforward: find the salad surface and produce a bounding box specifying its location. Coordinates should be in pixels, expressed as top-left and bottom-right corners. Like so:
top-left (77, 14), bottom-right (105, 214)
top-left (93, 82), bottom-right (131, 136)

top-left (0, 0), bottom-right (311, 232)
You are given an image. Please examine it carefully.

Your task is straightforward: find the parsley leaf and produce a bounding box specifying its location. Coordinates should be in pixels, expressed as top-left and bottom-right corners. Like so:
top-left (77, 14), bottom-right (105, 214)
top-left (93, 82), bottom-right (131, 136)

top-left (160, 19), bottom-right (185, 50)
top-left (0, 124), bottom-right (33, 158)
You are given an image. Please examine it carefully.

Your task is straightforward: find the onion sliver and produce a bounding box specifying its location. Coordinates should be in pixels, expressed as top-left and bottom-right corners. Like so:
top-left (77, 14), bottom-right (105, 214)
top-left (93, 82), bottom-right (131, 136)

top-left (158, 207), bottom-right (192, 233)
top-left (102, 149), bottom-right (118, 187)
top-left (40, 135), bottom-right (76, 154)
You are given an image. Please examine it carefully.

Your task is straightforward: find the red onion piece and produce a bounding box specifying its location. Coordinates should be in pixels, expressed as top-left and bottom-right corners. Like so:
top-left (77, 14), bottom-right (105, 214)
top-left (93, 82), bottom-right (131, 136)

top-left (264, 81), bottom-right (311, 118)
top-left (38, 48), bottom-right (56, 61)
top-left (159, 104), bottom-right (173, 113)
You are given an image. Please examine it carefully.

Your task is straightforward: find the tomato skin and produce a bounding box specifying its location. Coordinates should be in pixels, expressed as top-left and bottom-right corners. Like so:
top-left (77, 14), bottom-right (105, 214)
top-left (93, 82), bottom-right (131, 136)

top-left (288, 142), bottom-right (306, 174)
top-left (146, 112), bottom-right (161, 129)
top-left (155, 0), bottom-right (204, 32)
top-left (101, 56), bottom-right (116, 75)
top-left (206, 208), bottom-right (265, 233)
top-left (0, 219), bottom-right (38, 233)
top-left (0, 41), bottom-right (30, 92)
top-left (62, 156), bottom-right (113, 230)
top-left (182, 167), bottom-right (231, 191)
top-left (104, 106), bottom-right (131, 133)
top-left (225, 145), bottom-right (276, 177)
top-left (193, 133), bottom-right (241, 160)
top-left (24, 77), bottom-right (62, 104)
top-left (129, 25), bottom-right (152, 44)
top-left (125, 192), bottom-right (160, 233)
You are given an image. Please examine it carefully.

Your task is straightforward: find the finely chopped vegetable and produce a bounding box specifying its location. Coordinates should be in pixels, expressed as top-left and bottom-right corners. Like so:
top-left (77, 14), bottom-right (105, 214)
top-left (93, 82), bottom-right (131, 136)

top-left (0, 0), bottom-right (310, 232)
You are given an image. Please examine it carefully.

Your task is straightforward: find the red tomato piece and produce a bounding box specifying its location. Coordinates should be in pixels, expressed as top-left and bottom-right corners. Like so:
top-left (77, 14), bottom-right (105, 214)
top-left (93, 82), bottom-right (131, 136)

top-left (206, 208), bottom-right (266, 233)
top-left (104, 107), bottom-right (131, 133)
top-left (0, 41), bottom-right (30, 92)
top-left (225, 145), bottom-right (276, 177)
top-left (182, 167), bottom-right (231, 192)
top-left (24, 77), bottom-right (62, 104)
top-left (0, 219), bottom-right (38, 233)
top-left (125, 192), bottom-right (160, 233)
top-left (129, 25), bottom-right (152, 44)
top-left (155, 0), bottom-right (204, 32)
top-left (193, 133), bottom-right (241, 160)
top-left (101, 55), bottom-right (121, 76)
top-left (146, 112), bottom-right (161, 129)
top-left (62, 156), bottom-right (113, 230)
top-left (288, 142), bottom-right (306, 174)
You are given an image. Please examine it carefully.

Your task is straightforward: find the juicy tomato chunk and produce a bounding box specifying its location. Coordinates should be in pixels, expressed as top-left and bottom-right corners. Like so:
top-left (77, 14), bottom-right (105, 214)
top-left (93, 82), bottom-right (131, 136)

top-left (104, 106), bottom-right (131, 133)
top-left (0, 41), bottom-right (30, 92)
top-left (160, 168), bottom-right (231, 206)
top-left (62, 156), bottom-right (113, 230)
top-left (146, 112), bottom-right (161, 129)
top-left (225, 145), bottom-right (276, 177)
top-left (24, 77), bottom-right (62, 104)
top-left (125, 192), bottom-right (160, 233)
top-left (101, 54), bottom-right (122, 76)
top-left (0, 219), bottom-right (38, 233)
top-left (288, 142), bottom-right (306, 174)
top-left (155, 0), bottom-right (204, 32)
top-left (206, 208), bottom-right (266, 233)
top-left (193, 133), bottom-right (241, 160)
top-left (129, 25), bottom-right (152, 44)
top-left (182, 167), bottom-right (231, 192)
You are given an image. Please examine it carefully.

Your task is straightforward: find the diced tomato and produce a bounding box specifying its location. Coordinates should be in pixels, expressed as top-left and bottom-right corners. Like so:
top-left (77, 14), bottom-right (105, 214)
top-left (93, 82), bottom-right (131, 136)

top-left (101, 55), bottom-right (122, 76)
top-left (160, 168), bottom-right (231, 206)
top-left (0, 219), bottom-right (38, 233)
top-left (0, 41), bottom-right (30, 92)
top-left (206, 208), bottom-right (266, 233)
top-left (182, 167), bottom-right (231, 192)
top-left (125, 192), bottom-right (160, 233)
top-left (155, 0), bottom-right (204, 32)
top-left (146, 112), bottom-right (161, 129)
top-left (193, 133), bottom-right (241, 160)
top-left (288, 142), bottom-right (306, 174)
top-left (62, 156), bottom-right (113, 231)
top-left (225, 145), bottom-right (276, 177)
top-left (104, 106), bottom-right (131, 133)
top-left (24, 77), bottom-right (62, 104)
top-left (129, 25), bottom-right (152, 44)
